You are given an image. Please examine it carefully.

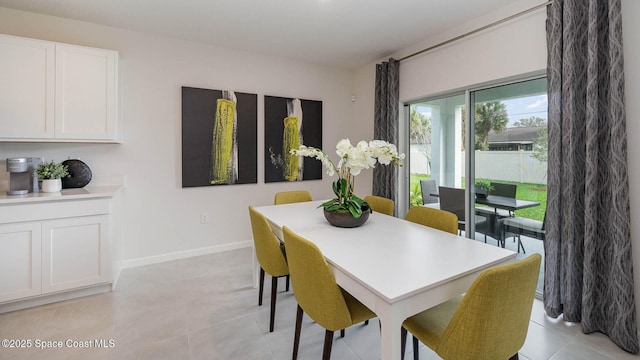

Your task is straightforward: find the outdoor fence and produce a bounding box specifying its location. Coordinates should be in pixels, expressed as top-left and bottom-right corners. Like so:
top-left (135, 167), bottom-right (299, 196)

top-left (410, 146), bottom-right (547, 185)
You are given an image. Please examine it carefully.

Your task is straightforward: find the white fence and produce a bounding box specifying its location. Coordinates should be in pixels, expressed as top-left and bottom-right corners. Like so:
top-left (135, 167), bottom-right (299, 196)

top-left (410, 146), bottom-right (547, 185)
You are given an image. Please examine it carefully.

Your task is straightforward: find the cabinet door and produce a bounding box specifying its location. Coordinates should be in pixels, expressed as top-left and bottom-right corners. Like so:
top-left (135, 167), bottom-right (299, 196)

top-left (0, 35), bottom-right (55, 139)
top-left (55, 44), bottom-right (118, 141)
top-left (0, 222), bottom-right (42, 302)
top-left (42, 215), bottom-right (110, 294)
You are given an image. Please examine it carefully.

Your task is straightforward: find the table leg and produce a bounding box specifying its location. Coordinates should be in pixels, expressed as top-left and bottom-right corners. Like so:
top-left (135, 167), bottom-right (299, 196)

top-left (377, 303), bottom-right (404, 360)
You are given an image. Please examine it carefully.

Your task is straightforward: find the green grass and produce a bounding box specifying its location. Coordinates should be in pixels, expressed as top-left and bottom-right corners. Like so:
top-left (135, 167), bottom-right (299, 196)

top-left (409, 174), bottom-right (547, 222)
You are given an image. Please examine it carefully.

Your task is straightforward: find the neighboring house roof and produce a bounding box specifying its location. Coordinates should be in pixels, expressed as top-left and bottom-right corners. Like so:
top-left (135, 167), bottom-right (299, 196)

top-left (488, 126), bottom-right (544, 145)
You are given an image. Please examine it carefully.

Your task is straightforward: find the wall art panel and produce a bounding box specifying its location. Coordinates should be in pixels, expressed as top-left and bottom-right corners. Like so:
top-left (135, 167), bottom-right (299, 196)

top-left (182, 86), bottom-right (257, 187)
top-left (264, 96), bottom-right (322, 183)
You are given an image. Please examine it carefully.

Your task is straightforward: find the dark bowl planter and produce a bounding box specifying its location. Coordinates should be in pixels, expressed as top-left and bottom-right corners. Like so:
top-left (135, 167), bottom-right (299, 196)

top-left (323, 206), bottom-right (371, 228)
top-left (475, 186), bottom-right (489, 199)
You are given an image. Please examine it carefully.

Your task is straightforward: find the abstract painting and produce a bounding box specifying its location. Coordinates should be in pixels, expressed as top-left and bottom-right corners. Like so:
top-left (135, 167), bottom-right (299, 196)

top-left (182, 86), bottom-right (257, 187)
top-left (264, 96), bottom-right (323, 183)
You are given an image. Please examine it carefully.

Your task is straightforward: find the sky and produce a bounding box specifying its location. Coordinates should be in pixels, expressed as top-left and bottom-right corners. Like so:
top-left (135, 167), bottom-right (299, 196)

top-left (417, 94), bottom-right (548, 127)
top-left (502, 94), bottom-right (548, 126)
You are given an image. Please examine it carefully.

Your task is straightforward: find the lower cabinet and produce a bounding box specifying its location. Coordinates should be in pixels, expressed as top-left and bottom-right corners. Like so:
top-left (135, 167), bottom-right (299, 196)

top-left (42, 215), bottom-right (109, 294)
top-left (0, 222), bottom-right (42, 303)
top-left (0, 199), bottom-right (112, 305)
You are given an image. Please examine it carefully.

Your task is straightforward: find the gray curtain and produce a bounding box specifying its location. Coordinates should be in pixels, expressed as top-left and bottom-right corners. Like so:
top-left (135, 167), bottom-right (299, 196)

top-left (373, 58), bottom-right (399, 202)
top-left (545, 0), bottom-right (638, 353)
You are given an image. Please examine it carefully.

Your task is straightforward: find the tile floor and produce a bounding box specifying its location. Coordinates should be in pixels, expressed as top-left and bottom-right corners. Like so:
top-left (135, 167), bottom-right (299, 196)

top-left (0, 247), bottom-right (637, 360)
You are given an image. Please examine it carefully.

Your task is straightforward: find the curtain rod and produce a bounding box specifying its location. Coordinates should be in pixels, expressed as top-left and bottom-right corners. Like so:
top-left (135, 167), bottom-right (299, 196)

top-left (399, 1), bottom-right (553, 62)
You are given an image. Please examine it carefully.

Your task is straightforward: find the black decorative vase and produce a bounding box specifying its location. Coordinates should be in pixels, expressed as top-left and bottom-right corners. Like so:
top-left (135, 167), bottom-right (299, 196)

top-left (62, 159), bottom-right (92, 189)
top-left (323, 206), bottom-right (371, 228)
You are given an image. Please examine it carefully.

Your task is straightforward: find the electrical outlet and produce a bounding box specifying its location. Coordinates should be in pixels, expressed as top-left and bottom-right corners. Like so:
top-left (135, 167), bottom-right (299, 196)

top-left (200, 212), bottom-right (209, 224)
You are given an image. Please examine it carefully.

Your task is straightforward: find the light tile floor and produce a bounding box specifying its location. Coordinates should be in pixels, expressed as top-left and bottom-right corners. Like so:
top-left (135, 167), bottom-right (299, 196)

top-left (0, 247), bottom-right (637, 360)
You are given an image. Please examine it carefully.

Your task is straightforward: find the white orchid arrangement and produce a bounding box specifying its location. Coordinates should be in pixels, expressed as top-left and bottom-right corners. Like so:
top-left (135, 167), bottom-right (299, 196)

top-left (291, 139), bottom-right (404, 218)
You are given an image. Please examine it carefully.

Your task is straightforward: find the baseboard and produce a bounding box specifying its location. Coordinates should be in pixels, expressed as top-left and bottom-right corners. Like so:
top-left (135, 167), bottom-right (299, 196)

top-left (121, 241), bottom-right (252, 269)
top-left (0, 284), bottom-right (112, 314)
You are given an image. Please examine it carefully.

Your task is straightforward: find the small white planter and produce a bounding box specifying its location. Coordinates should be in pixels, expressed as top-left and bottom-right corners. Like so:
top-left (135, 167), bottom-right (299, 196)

top-left (41, 179), bottom-right (62, 193)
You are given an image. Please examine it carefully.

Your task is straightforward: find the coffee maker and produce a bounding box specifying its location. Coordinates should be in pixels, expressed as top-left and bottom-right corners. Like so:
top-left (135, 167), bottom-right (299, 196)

top-left (6, 157), bottom-right (42, 195)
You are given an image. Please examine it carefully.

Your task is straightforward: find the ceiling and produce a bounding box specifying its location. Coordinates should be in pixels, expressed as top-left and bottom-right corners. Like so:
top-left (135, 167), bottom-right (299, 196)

top-left (0, 0), bottom-right (521, 69)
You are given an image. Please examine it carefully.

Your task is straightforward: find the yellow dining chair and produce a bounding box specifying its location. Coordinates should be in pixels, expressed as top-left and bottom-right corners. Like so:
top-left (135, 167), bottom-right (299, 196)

top-left (283, 226), bottom-right (376, 360)
top-left (405, 206), bottom-right (458, 235)
top-left (401, 253), bottom-right (542, 360)
top-left (364, 195), bottom-right (395, 216)
top-left (248, 206), bottom-right (290, 332)
top-left (274, 190), bottom-right (313, 205)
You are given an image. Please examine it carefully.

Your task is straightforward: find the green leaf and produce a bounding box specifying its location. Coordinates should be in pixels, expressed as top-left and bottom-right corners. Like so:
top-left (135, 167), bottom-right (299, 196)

top-left (346, 200), bottom-right (363, 218)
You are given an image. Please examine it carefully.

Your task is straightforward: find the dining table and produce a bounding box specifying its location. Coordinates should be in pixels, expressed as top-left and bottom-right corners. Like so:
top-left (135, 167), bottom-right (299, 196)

top-left (252, 200), bottom-right (516, 360)
top-left (474, 195), bottom-right (541, 239)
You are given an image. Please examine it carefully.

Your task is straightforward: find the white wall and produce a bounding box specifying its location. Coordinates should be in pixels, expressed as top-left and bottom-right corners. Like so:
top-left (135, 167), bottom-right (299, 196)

top-left (0, 7), bottom-right (369, 267)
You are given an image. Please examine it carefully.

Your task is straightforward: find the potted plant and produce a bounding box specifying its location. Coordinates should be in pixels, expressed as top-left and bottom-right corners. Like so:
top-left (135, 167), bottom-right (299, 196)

top-left (37, 160), bottom-right (69, 193)
top-left (291, 139), bottom-right (404, 227)
top-left (474, 179), bottom-right (494, 199)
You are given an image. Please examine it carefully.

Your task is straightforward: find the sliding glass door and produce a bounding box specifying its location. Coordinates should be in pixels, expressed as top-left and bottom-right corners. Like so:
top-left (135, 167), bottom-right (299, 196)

top-left (407, 76), bottom-right (547, 294)
top-left (408, 93), bottom-right (465, 206)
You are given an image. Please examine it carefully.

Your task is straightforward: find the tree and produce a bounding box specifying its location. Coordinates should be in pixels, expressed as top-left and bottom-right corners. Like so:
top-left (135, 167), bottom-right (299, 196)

top-left (410, 107), bottom-right (431, 172)
top-left (513, 116), bottom-right (548, 162)
top-left (474, 102), bottom-right (508, 150)
top-left (514, 116), bottom-right (547, 127)
top-left (461, 101), bottom-right (509, 150)
top-left (532, 127), bottom-right (548, 162)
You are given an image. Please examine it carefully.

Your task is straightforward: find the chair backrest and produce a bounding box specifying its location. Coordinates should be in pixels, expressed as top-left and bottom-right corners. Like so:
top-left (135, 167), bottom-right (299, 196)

top-left (274, 190), bottom-right (313, 205)
top-left (437, 253), bottom-right (542, 360)
top-left (438, 186), bottom-right (465, 221)
top-left (364, 195), bottom-right (394, 216)
top-left (248, 206), bottom-right (289, 277)
top-left (405, 206), bottom-right (458, 234)
top-left (420, 180), bottom-right (439, 204)
top-left (490, 182), bottom-right (517, 198)
top-left (282, 226), bottom-right (353, 331)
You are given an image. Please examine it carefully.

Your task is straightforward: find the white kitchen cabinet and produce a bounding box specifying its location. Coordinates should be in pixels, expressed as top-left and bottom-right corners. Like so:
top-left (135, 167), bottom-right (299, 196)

top-left (0, 187), bottom-right (120, 312)
top-left (41, 215), bottom-right (109, 294)
top-left (0, 34), bottom-right (120, 143)
top-left (0, 222), bottom-right (42, 303)
top-left (55, 44), bottom-right (118, 141)
top-left (0, 35), bottom-right (55, 139)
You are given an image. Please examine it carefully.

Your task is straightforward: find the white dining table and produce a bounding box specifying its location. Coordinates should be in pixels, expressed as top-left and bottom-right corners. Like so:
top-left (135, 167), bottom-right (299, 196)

top-left (252, 200), bottom-right (516, 360)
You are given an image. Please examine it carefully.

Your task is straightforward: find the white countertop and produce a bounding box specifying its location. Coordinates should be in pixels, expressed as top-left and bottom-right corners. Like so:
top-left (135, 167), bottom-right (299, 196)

top-left (0, 185), bottom-right (122, 205)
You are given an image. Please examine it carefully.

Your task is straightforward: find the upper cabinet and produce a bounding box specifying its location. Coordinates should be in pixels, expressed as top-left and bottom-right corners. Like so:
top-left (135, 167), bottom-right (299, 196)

top-left (0, 34), bottom-right (120, 143)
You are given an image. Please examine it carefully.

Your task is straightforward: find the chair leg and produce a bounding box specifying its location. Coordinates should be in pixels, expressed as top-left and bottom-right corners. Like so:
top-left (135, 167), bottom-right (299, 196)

top-left (517, 235), bottom-right (526, 253)
top-left (270, 276), bottom-right (278, 332)
top-left (322, 330), bottom-right (334, 360)
top-left (509, 353), bottom-right (519, 360)
top-left (293, 305), bottom-right (303, 360)
top-left (412, 335), bottom-right (419, 360)
top-left (258, 267), bottom-right (265, 306)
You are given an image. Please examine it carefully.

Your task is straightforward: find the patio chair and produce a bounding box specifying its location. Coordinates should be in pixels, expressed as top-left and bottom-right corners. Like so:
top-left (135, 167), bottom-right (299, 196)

top-left (420, 180), bottom-right (439, 206)
top-left (438, 186), bottom-right (486, 237)
top-left (490, 182), bottom-right (517, 216)
top-left (500, 213), bottom-right (546, 253)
